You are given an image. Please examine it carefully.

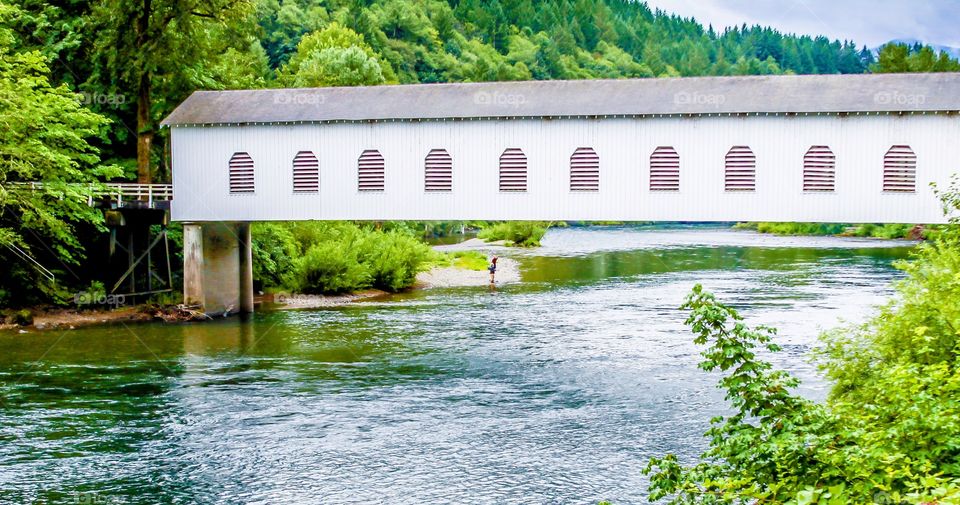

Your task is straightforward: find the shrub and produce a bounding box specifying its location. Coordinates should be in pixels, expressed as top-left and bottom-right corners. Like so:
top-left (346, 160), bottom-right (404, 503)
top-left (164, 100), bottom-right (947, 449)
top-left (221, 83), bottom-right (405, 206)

top-left (280, 222), bottom-right (433, 294)
top-left (646, 187), bottom-right (960, 504)
top-left (645, 281), bottom-right (960, 504)
top-left (357, 230), bottom-right (433, 291)
top-left (251, 223), bottom-right (299, 289)
top-left (850, 223), bottom-right (912, 239)
top-left (478, 221), bottom-right (547, 247)
top-left (288, 239), bottom-right (370, 294)
top-left (744, 222), bottom-right (848, 235)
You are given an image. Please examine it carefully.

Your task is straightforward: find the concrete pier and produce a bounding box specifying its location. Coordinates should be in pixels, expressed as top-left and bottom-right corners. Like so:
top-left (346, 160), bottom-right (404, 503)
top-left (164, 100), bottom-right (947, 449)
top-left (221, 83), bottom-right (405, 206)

top-left (182, 222), bottom-right (254, 315)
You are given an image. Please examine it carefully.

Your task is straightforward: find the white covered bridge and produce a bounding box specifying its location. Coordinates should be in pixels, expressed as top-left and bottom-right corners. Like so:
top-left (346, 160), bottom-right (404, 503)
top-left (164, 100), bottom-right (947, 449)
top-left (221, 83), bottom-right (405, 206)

top-left (162, 73), bottom-right (960, 313)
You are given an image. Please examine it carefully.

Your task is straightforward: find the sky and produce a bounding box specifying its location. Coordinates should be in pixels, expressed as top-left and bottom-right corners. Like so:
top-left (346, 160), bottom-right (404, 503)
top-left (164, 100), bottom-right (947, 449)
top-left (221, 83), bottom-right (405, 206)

top-left (643, 0), bottom-right (960, 49)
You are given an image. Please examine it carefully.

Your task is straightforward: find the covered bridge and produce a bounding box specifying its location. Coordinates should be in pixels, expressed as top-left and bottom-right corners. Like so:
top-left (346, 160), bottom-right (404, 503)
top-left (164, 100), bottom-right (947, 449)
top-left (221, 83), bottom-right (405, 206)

top-left (162, 72), bottom-right (960, 313)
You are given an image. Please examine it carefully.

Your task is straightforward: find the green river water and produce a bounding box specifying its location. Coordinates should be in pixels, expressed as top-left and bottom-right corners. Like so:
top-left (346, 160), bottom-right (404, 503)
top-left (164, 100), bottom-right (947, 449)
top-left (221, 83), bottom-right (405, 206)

top-left (0, 226), bottom-right (914, 504)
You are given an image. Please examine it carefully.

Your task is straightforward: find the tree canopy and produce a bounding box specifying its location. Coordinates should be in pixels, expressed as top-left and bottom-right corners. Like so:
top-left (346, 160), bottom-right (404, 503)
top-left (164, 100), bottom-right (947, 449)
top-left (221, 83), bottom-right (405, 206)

top-left (0, 2), bottom-right (121, 303)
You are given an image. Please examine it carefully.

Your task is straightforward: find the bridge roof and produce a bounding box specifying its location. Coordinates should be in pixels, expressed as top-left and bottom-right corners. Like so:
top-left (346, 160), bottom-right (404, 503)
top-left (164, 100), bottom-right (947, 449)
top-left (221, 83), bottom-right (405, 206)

top-left (161, 72), bottom-right (960, 126)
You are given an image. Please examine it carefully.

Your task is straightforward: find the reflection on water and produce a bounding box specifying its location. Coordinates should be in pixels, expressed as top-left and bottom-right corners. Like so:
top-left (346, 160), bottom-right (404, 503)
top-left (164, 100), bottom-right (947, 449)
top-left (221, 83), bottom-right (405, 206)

top-left (0, 227), bottom-right (913, 504)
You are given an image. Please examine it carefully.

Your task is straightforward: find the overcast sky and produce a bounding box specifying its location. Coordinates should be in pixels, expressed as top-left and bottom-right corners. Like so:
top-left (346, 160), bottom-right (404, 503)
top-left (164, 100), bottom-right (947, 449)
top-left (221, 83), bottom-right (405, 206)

top-left (643, 0), bottom-right (959, 48)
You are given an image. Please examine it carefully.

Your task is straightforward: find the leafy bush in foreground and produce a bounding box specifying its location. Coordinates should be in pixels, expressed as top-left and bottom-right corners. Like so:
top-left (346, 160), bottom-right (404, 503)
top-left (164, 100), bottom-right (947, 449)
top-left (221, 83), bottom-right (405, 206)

top-left (260, 222), bottom-right (432, 294)
top-left (645, 224), bottom-right (960, 504)
top-left (478, 221), bottom-right (548, 247)
top-left (357, 230), bottom-right (433, 292)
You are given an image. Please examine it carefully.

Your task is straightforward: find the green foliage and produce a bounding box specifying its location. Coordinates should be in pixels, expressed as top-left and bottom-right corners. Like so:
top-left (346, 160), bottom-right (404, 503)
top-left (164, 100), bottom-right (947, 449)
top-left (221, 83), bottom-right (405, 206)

top-left (279, 22), bottom-right (391, 87)
top-left (253, 221), bottom-right (433, 294)
top-left (361, 230), bottom-right (433, 291)
top-left (736, 222), bottom-right (923, 239)
top-left (651, 183), bottom-right (960, 503)
top-left (873, 42), bottom-right (960, 73)
top-left (1, 308), bottom-right (33, 326)
top-left (84, 0), bottom-right (257, 182)
top-left (289, 239), bottom-right (372, 294)
top-left (251, 222), bottom-right (299, 289)
top-left (209, 40), bottom-right (274, 90)
top-left (742, 222), bottom-right (849, 235)
top-left (0, 3), bottom-right (122, 302)
top-left (849, 223), bottom-right (914, 239)
top-left (646, 278), bottom-right (960, 504)
top-left (478, 221), bottom-right (547, 247)
top-left (646, 183), bottom-right (960, 505)
top-left (428, 250), bottom-right (488, 271)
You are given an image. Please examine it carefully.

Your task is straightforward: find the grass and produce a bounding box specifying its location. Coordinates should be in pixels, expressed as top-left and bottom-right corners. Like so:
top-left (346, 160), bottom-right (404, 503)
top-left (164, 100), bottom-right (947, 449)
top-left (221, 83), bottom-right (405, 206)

top-left (427, 250), bottom-right (489, 271)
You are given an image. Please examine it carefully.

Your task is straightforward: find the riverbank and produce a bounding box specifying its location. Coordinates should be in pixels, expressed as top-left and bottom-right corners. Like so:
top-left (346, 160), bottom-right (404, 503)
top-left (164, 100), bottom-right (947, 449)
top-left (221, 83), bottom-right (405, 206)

top-left (271, 240), bottom-right (520, 309)
top-left (415, 256), bottom-right (520, 288)
top-left (4, 303), bottom-right (213, 332)
top-left (4, 240), bottom-right (521, 328)
top-left (733, 222), bottom-right (930, 240)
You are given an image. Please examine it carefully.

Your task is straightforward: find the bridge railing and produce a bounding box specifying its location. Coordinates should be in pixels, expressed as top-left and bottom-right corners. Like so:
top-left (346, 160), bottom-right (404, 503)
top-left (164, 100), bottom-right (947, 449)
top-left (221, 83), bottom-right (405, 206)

top-left (103, 183), bottom-right (174, 207)
top-left (4, 182), bottom-right (173, 207)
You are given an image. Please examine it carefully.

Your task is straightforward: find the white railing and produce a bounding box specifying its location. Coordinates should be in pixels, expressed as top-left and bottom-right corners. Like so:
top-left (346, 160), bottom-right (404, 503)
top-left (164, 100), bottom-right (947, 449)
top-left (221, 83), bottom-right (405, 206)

top-left (4, 182), bottom-right (173, 206)
top-left (102, 183), bottom-right (174, 206)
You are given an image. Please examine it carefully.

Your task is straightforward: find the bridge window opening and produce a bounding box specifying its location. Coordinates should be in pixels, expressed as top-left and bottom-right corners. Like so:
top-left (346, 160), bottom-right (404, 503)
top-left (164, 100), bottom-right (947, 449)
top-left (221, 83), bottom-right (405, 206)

top-left (802, 145), bottom-right (836, 192)
top-left (358, 149), bottom-right (385, 191)
top-left (650, 146), bottom-right (680, 191)
top-left (724, 145), bottom-right (756, 191)
top-left (570, 147), bottom-right (599, 191)
top-left (425, 149), bottom-right (453, 192)
top-left (882, 145), bottom-right (917, 193)
top-left (499, 148), bottom-right (527, 192)
top-left (229, 152), bottom-right (255, 194)
top-left (292, 151), bottom-right (319, 193)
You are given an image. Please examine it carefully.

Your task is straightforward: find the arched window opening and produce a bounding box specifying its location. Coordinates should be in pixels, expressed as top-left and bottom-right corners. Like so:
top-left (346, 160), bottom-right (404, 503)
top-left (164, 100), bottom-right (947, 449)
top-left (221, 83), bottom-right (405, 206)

top-left (725, 146), bottom-right (756, 191)
top-left (229, 152), bottom-right (255, 194)
top-left (425, 149), bottom-right (452, 192)
top-left (882, 145), bottom-right (916, 193)
top-left (358, 149), bottom-right (385, 191)
top-left (292, 151), bottom-right (319, 193)
top-left (570, 147), bottom-right (599, 192)
top-left (499, 148), bottom-right (527, 192)
top-left (803, 145), bottom-right (836, 192)
top-left (650, 146), bottom-right (680, 191)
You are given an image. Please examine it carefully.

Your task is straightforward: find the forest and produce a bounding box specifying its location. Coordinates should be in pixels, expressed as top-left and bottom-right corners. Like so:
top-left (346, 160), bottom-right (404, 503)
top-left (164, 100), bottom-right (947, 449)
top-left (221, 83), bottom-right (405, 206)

top-left (2, 0), bottom-right (959, 305)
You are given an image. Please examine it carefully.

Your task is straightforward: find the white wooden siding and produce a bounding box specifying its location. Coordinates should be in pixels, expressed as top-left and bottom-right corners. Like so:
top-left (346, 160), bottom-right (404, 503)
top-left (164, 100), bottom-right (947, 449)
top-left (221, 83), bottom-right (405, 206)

top-left (170, 114), bottom-right (959, 223)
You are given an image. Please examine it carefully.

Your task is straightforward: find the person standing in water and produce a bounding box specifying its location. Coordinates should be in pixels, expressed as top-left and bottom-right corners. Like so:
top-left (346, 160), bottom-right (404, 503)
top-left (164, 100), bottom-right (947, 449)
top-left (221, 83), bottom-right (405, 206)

top-left (488, 256), bottom-right (498, 284)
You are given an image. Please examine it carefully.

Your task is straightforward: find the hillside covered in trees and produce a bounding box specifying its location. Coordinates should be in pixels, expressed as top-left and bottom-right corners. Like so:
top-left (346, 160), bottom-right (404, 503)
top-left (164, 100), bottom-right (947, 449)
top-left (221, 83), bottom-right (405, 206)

top-left (9, 0), bottom-right (958, 184)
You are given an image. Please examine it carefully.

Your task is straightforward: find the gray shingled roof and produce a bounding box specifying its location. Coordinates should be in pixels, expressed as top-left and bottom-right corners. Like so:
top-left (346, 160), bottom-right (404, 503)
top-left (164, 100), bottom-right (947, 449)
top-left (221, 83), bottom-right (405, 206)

top-left (161, 73), bottom-right (960, 126)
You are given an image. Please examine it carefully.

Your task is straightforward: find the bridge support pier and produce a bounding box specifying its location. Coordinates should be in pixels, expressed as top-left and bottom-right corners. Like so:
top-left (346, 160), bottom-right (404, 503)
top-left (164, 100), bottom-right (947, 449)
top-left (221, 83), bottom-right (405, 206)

top-left (183, 222), bottom-right (254, 315)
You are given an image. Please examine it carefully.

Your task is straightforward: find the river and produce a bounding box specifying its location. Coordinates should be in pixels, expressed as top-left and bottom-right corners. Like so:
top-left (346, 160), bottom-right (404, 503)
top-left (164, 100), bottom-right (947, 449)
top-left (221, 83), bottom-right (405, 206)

top-left (0, 226), bottom-right (914, 504)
